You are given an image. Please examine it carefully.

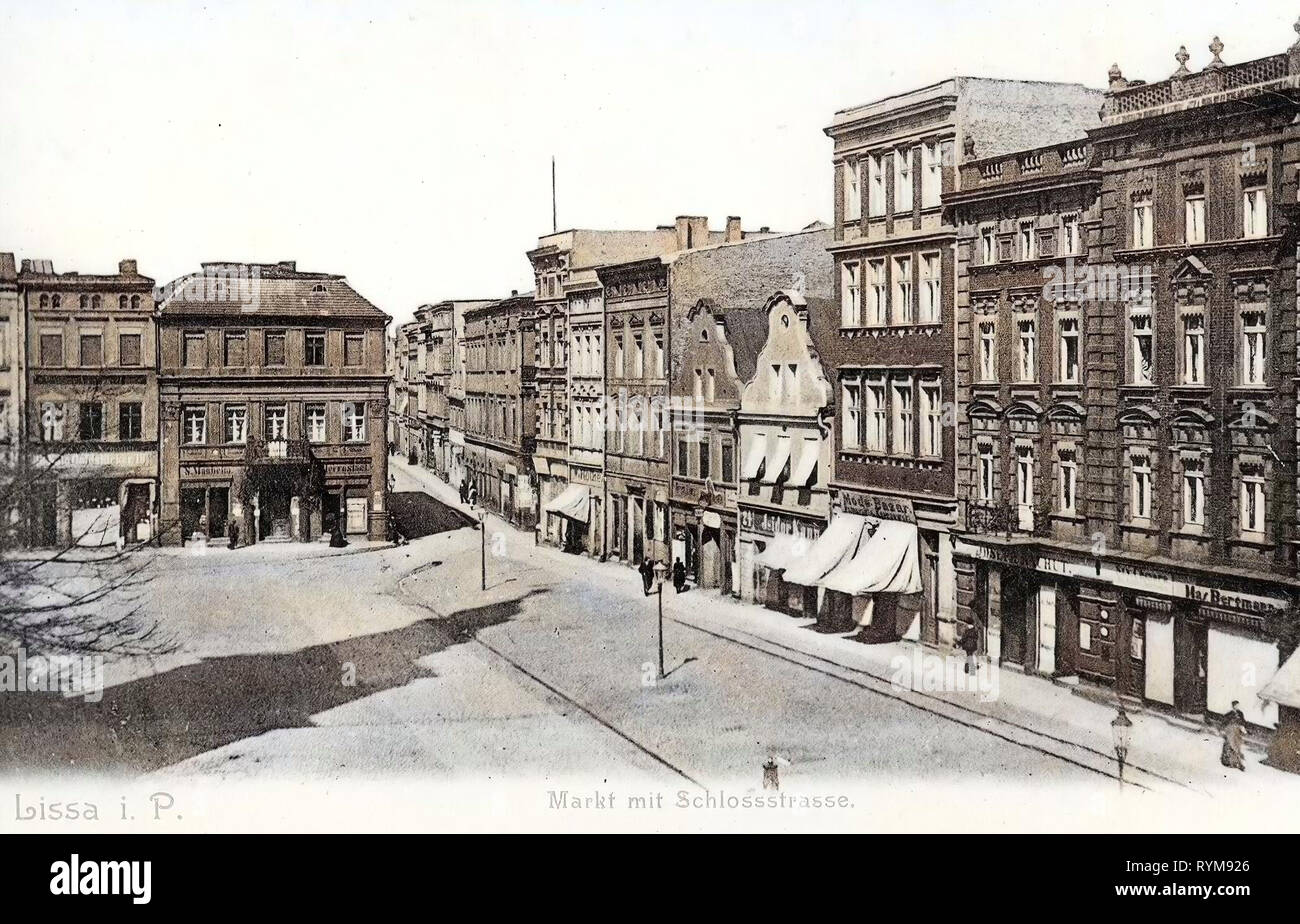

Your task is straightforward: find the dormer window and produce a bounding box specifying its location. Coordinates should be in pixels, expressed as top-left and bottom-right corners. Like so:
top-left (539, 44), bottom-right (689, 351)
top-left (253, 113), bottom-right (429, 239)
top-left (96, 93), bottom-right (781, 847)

top-left (312, 283), bottom-right (328, 295)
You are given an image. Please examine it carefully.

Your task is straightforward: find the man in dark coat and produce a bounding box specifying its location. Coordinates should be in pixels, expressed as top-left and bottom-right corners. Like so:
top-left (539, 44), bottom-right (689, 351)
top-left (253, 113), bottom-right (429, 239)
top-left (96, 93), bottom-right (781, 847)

top-left (959, 620), bottom-right (982, 675)
top-left (671, 558), bottom-right (686, 593)
top-left (638, 559), bottom-right (653, 596)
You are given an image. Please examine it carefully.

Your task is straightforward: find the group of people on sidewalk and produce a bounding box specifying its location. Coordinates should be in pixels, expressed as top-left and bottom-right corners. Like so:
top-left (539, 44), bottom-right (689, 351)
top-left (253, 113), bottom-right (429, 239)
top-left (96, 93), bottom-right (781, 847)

top-left (637, 558), bottom-right (687, 596)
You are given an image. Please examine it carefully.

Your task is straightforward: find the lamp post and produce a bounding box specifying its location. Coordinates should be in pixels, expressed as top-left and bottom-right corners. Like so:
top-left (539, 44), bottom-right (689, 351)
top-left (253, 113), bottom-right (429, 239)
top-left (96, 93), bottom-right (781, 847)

top-left (1111, 705), bottom-right (1132, 791)
top-left (479, 507), bottom-right (487, 592)
top-left (652, 560), bottom-right (667, 679)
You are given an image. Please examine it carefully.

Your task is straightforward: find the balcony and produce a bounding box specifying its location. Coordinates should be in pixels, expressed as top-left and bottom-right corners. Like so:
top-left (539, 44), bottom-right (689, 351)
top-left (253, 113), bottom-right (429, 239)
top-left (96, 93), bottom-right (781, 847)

top-left (246, 437), bottom-right (314, 465)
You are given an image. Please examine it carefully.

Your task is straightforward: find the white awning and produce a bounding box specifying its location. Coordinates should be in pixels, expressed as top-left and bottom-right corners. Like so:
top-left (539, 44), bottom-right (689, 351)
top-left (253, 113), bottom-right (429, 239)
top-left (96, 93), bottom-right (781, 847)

top-left (782, 513), bottom-right (867, 586)
top-left (763, 436), bottom-right (792, 485)
top-left (1261, 647), bottom-right (1300, 709)
top-left (701, 511), bottom-right (722, 529)
top-left (544, 483), bottom-right (592, 523)
top-left (741, 432), bottom-right (767, 481)
top-left (752, 533), bottom-right (811, 572)
top-left (820, 519), bottom-right (922, 596)
top-left (789, 438), bottom-right (819, 487)
top-left (533, 456), bottom-right (551, 476)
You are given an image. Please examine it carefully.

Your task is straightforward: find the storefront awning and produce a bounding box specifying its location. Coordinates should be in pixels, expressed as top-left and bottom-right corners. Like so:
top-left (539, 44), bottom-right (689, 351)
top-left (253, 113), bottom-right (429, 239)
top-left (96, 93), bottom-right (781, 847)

top-left (789, 438), bottom-right (819, 487)
top-left (782, 513), bottom-right (867, 586)
top-left (533, 456), bottom-right (551, 477)
top-left (543, 483), bottom-right (592, 523)
top-left (701, 511), bottom-right (722, 529)
top-left (1261, 648), bottom-right (1300, 709)
top-left (741, 432), bottom-right (766, 481)
top-left (762, 436), bottom-right (792, 485)
top-left (752, 533), bottom-right (809, 572)
top-left (820, 519), bottom-right (922, 596)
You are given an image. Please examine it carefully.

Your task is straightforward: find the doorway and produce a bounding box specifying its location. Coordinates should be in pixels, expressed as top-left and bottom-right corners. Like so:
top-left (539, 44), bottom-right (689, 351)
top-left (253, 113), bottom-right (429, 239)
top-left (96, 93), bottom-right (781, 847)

top-left (1174, 616), bottom-right (1208, 715)
top-left (1001, 571), bottom-right (1032, 667)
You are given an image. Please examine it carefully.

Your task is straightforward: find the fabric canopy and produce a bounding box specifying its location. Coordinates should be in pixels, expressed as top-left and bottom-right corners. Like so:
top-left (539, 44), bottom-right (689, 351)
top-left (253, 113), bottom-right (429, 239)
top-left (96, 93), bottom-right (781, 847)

top-left (763, 436), bottom-right (792, 485)
top-left (533, 456), bottom-right (551, 476)
top-left (1261, 647), bottom-right (1300, 709)
top-left (782, 513), bottom-right (867, 586)
top-left (701, 511), bottom-right (722, 529)
top-left (820, 518), bottom-right (922, 596)
top-left (543, 483), bottom-right (592, 523)
top-left (752, 533), bottom-right (809, 572)
top-left (789, 438), bottom-right (819, 487)
top-left (741, 432), bottom-right (766, 481)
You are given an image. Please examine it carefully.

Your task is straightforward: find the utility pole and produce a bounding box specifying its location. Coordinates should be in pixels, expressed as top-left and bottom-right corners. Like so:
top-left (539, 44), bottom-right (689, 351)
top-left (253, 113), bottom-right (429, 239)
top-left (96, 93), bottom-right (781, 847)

top-left (551, 156), bottom-right (557, 233)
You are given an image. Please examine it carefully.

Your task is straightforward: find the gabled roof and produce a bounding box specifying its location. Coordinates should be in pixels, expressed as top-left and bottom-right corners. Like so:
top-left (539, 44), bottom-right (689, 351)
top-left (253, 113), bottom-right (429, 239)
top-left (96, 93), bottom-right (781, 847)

top-left (159, 262), bottom-right (388, 321)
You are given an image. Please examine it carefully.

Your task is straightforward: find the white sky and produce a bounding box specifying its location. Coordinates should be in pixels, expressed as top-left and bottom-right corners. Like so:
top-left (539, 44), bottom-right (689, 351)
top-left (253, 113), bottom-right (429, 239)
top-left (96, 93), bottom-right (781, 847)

top-left (0, 0), bottom-right (1293, 325)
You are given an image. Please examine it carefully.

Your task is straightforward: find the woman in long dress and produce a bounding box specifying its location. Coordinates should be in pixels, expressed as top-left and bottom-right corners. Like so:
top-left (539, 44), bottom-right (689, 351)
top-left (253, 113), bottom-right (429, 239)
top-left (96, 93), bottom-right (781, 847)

top-left (1220, 701), bottom-right (1246, 771)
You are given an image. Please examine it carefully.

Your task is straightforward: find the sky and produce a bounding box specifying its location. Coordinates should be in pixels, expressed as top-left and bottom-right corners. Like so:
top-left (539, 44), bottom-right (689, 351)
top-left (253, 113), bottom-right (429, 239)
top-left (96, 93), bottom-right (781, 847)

top-left (0, 0), bottom-right (1295, 325)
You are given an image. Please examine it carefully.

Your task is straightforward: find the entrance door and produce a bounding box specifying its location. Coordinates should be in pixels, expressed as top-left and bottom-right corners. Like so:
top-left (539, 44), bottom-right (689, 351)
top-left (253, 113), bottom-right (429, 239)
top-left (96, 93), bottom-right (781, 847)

top-left (180, 488), bottom-right (206, 543)
top-left (346, 496), bottom-right (368, 534)
top-left (631, 497), bottom-right (644, 563)
top-left (1001, 571), bottom-right (1030, 666)
top-left (322, 490), bottom-right (342, 537)
top-left (122, 483), bottom-right (150, 543)
top-left (208, 487), bottom-right (229, 539)
top-left (1174, 617), bottom-right (1208, 714)
top-left (261, 488), bottom-right (290, 540)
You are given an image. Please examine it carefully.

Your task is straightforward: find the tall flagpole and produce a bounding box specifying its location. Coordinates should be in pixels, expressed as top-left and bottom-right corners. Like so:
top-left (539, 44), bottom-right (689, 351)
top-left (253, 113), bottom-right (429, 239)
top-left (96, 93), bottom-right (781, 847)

top-left (551, 156), bottom-right (557, 232)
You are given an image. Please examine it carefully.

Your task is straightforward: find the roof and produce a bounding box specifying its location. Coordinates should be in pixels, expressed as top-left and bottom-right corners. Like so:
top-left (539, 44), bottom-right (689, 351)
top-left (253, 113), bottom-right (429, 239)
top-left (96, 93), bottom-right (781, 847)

top-left (158, 261), bottom-right (388, 321)
top-left (720, 310), bottom-right (770, 383)
top-left (0, 253), bottom-right (15, 283)
top-left (1261, 647), bottom-right (1300, 709)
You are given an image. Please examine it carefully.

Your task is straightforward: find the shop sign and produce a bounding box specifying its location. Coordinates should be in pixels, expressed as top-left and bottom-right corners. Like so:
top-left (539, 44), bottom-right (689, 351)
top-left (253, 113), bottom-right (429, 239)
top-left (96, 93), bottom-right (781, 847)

top-left (837, 490), bottom-right (916, 523)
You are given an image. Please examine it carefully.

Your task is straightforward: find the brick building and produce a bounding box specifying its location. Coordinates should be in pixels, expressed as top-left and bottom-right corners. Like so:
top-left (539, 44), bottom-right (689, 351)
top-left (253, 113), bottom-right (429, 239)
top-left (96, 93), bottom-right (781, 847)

top-left (463, 292), bottom-right (537, 527)
top-left (948, 30), bottom-right (1300, 731)
top-left (21, 258), bottom-right (158, 547)
top-left (157, 261), bottom-right (391, 545)
top-left (818, 76), bottom-right (1104, 645)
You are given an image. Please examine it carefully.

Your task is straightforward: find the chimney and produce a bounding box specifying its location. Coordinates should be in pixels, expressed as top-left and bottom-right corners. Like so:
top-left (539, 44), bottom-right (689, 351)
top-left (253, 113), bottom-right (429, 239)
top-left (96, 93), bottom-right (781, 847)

top-left (675, 215), bottom-right (709, 250)
top-left (759, 226), bottom-right (771, 233)
top-left (119, 259), bottom-right (137, 276)
top-left (277, 261), bottom-right (296, 272)
top-left (20, 259), bottom-right (32, 273)
top-left (725, 216), bottom-right (743, 243)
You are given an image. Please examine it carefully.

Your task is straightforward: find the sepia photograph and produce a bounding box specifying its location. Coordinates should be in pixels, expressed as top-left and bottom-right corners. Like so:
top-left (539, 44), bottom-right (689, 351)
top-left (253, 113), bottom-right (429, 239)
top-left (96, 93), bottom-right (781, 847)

top-left (0, 0), bottom-right (1295, 899)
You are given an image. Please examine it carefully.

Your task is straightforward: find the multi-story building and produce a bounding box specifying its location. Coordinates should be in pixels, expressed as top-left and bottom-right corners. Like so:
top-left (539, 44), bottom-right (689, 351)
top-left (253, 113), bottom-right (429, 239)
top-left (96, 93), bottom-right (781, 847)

top-left (422, 301), bottom-right (455, 478)
top-left (949, 30), bottom-right (1300, 731)
top-left (21, 258), bottom-right (158, 547)
top-left (395, 318), bottom-right (423, 463)
top-left (463, 291), bottom-right (537, 527)
top-left (157, 261), bottom-right (390, 545)
top-left (0, 253), bottom-right (19, 473)
top-left (528, 226), bottom-right (696, 556)
top-left (447, 299), bottom-right (472, 491)
top-left (736, 289), bottom-right (836, 612)
top-left (818, 77), bottom-right (1104, 645)
top-left (666, 224), bottom-right (833, 594)
top-left (385, 328), bottom-right (398, 452)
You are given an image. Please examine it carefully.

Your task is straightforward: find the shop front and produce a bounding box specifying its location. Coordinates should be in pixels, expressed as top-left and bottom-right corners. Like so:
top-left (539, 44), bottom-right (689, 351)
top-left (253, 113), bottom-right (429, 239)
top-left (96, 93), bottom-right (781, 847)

top-left (737, 504), bottom-right (823, 615)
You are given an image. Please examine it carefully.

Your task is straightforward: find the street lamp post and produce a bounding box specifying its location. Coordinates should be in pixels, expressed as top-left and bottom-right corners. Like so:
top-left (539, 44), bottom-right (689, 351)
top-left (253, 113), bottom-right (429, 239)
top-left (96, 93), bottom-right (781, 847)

top-left (1111, 705), bottom-right (1132, 791)
top-left (479, 507), bottom-right (487, 592)
top-left (652, 560), bottom-right (667, 679)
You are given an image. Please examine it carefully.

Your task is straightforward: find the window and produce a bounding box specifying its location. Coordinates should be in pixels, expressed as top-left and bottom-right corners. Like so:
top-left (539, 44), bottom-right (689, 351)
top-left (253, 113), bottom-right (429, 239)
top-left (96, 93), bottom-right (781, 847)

top-left (1061, 213), bottom-right (1080, 255)
top-left (119, 402), bottom-right (142, 441)
top-left (1018, 222), bottom-right (1036, 261)
top-left (1130, 452), bottom-right (1152, 522)
top-left (706, 368), bottom-right (715, 401)
top-left (1017, 318), bottom-right (1037, 382)
top-left (91, 295), bottom-right (101, 310)
top-left (51, 295), bottom-right (60, 308)
top-left (632, 334), bottom-right (644, 378)
top-left (868, 154), bottom-right (885, 217)
top-left (1181, 312), bottom-right (1205, 385)
top-left (922, 142), bottom-right (943, 208)
top-left (614, 335), bottom-right (624, 377)
top-left (119, 295), bottom-right (128, 310)
top-left (891, 377), bottom-right (913, 455)
top-left (919, 252), bottom-right (940, 323)
top-left (1185, 194), bottom-right (1205, 244)
top-left (919, 379), bottom-right (942, 457)
top-left (39, 294), bottom-right (49, 309)
top-left (842, 381), bottom-right (861, 449)
top-left (40, 333), bottom-right (64, 367)
top-left (79, 295), bottom-right (89, 310)
top-left (79, 333), bottom-right (103, 367)
top-left (224, 405), bottom-right (248, 444)
top-left (867, 259), bottom-right (887, 325)
top-left (183, 331), bottom-right (206, 367)
top-left (265, 331), bottom-right (287, 366)
top-left (892, 256), bottom-right (913, 324)
top-left (1240, 462), bottom-right (1266, 536)
top-left (677, 439), bottom-right (689, 476)
top-left (265, 405), bottom-right (288, 441)
top-left (895, 147), bottom-right (914, 213)
top-left (693, 368), bottom-right (703, 400)
top-left (1243, 186), bottom-right (1268, 238)
top-left (78, 402), bottom-right (103, 440)
top-left (978, 442), bottom-right (995, 501)
top-left (183, 406), bottom-right (207, 444)
top-left (1016, 445), bottom-right (1035, 529)
top-left (841, 261), bottom-right (862, 327)
top-left (224, 330), bottom-right (246, 366)
top-left (1058, 447), bottom-right (1078, 515)
top-left (119, 333), bottom-right (142, 366)
top-left (343, 401), bottom-right (366, 442)
top-left (40, 401), bottom-right (66, 442)
top-left (721, 441), bottom-right (735, 483)
top-left (978, 321), bottom-right (997, 382)
top-left (305, 331), bottom-right (326, 366)
top-left (844, 159), bottom-right (861, 221)
top-left (653, 333), bottom-right (665, 378)
top-left (699, 438), bottom-right (711, 480)
top-left (865, 377), bottom-right (887, 452)
top-left (1058, 316), bottom-right (1080, 383)
top-left (344, 332), bottom-right (364, 366)
top-left (1130, 308), bottom-right (1154, 385)
top-left (980, 227), bottom-right (996, 265)
top-left (131, 295), bottom-right (141, 310)
top-left (1132, 197), bottom-right (1154, 248)
top-left (1182, 456), bottom-right (1205, 529)
top-left (1241, 309), bottom-right (1267, 385)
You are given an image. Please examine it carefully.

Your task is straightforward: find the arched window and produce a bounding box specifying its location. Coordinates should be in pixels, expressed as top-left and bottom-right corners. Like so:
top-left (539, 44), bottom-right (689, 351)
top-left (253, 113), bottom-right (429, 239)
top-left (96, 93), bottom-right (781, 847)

top-left (312, 283), bottom-right (327, 295)
top-left (119, 295), bottom-right (128, 309)
top-left (91, 294), bottom-right (101, 309)
top-left (79, 294), bottom-right (89, 309)
top-left (51, 294), bottom-right (61, 308)
top-left (130, 295), bottom-right (140, 310)
top-left (39, 294), bottom-right (49, 309)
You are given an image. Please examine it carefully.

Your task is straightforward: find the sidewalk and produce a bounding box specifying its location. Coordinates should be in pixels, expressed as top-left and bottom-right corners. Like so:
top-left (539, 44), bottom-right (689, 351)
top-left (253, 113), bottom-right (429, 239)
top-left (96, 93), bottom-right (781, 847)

top-left (388, 457), bottom-right (1297, 800)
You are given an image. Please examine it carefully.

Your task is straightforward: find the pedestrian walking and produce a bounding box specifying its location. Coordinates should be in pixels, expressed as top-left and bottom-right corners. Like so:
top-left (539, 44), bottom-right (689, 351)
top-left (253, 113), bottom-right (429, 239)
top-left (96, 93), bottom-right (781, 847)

top-left (959, 620), bottom-right (982, 675)
top-left (638, 558), bottom-right (653, 596)
top-left (459, 479), bottom-right (467, 504)
top-left (1220, 700), bottom-right (1247, 771)
top-left (227, 518), bottom-right (240, 550)
top-left (671, 558), bottom-right (686, 593)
